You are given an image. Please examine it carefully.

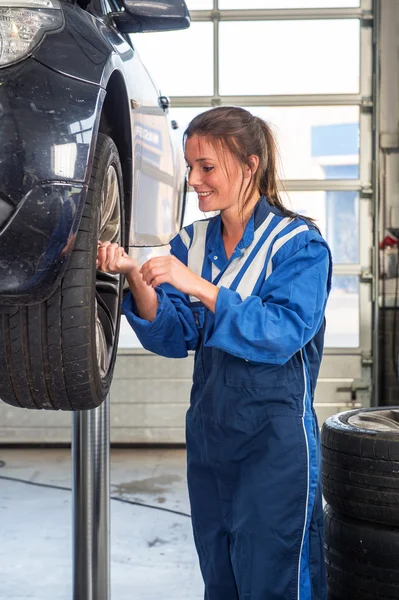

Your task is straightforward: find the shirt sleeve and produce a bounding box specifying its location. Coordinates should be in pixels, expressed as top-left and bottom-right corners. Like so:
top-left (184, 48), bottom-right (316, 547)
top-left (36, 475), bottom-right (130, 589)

top-left (202, 235), bottom-right (332, 365)
top-left (121, 226), bottom-right (199, 358)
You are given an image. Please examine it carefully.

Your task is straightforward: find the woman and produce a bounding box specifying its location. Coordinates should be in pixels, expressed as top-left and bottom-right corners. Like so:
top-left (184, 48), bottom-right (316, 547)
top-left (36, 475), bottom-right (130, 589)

top-left (97, 106), bottom-right (332, 600)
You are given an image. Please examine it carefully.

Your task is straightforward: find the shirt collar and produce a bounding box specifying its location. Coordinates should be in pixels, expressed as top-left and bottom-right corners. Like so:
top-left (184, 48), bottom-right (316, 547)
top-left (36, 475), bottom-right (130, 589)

top-left (206, 195), bottom-right (271, 252)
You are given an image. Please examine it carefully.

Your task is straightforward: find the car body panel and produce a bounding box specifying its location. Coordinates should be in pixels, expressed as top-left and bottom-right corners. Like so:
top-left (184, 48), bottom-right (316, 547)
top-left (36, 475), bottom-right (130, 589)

top-left (0, 59), bottom-right (102, 303)
top-left (0, 58), bottom-right (103, 201)
top-left (0, 184), bottom-right (85, 304)
top-left (0, 0), bottom-right (188, 305)
top-left (103, 32), bottom-right (185, 245)
top-left (33, 3), bottom-right (112, 86)
top-left (34, 2), bottom-right (186, 245)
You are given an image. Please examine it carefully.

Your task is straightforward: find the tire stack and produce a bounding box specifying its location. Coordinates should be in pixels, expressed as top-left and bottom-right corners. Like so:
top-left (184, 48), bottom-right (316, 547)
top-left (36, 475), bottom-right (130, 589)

top-left (321, 406), bottom-right (399, 600)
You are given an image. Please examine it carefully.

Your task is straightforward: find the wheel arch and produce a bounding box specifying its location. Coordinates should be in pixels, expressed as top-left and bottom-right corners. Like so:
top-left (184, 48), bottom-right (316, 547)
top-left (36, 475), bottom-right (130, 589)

top-left (98, 70), bottom-right (133, 248)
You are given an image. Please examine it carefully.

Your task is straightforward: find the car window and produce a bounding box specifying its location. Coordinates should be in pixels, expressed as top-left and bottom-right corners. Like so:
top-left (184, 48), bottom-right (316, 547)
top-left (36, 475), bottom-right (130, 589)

top-left (76, 0), bottom-right (105, 14)
top-left (105, 0), bottom-right (121, 12)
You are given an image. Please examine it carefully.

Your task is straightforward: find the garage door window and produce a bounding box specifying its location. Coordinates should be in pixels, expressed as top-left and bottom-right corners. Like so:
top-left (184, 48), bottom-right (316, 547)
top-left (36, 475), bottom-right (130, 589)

top-left (219, 20), bottom-right (360, 95)
top-left (325, 276), bottom-right (359, 347)
top-left (131, 22), bottom-right (214, 97)
top-left (219, 1), bottom-right (360, 7)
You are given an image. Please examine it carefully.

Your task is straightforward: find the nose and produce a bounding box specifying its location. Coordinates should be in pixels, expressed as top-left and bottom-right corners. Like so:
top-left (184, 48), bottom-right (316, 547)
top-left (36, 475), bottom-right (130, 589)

top-left (187, 166), bottom-right (202, 187)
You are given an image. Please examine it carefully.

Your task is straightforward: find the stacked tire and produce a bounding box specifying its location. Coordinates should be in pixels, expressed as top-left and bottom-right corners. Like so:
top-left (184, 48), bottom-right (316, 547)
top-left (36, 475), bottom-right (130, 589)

top-left (321, 407), bottom-right (399, 600)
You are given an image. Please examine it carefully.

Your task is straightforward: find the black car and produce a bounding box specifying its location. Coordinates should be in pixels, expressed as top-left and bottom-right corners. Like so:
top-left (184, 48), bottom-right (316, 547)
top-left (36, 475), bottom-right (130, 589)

top-left (0, 0), bottom-right (190, 411)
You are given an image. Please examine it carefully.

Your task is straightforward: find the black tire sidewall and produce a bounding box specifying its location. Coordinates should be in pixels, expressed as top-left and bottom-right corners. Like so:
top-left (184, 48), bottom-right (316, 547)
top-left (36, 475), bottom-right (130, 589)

top-left (63, 133), bottom-right (124, 408)
top-left (325, 506), bottom-right (399, 599)
top-left (322, 406), bottom-right (399, 526)
top-left (322, 406), bottom-right (399, 450)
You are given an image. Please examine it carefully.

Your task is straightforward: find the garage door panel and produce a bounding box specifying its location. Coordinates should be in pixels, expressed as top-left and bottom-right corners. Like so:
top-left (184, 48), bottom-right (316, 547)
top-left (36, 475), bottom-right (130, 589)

top-left (0, 426), bottom-right (71, 443)
top-left (315, 379), bottom-right (357, 403)
top-left (318, 355), bottom-right (361, 379)
top-left (0, 407), bottom-right (69, 428)
top-left (0, 425), bottom-right (186, 444)
top-left (0, 380), bottom-right (364, 444)
top-left (109, 427), bottom-right (186, 444)
top-left (114, 353), bottom-right (194, 379)
top-left (110, 427), bottom-right (186, 444)
top-left (110, 403), bottom-right (187, 428)
top-left (111, 379), bottom-right (192, 404)
top-left (0, 402), bottom-right (186, 428)
top-left (116, 354), bottom-right (362, 382)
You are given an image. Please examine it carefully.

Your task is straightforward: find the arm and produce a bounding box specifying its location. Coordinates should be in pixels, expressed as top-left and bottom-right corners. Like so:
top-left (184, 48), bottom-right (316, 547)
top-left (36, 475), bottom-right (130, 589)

top-left (97, 240), bottom-right (159, 321)
top-left (97, 237), bottom-right (200, 358)
top-left (124, 267), bottom-right (159, 322)
top-left (141, 258), bottom-right (220, 313)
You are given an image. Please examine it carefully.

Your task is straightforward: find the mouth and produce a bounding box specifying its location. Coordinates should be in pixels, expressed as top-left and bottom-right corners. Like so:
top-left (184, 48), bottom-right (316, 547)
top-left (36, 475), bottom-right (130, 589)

top-left (197, 191), bottom-right (213, 198)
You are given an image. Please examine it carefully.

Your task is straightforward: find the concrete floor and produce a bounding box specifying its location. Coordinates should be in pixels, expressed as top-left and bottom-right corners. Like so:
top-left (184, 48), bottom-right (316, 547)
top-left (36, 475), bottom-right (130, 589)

top-left (0, 447), bottom-right (204, 600)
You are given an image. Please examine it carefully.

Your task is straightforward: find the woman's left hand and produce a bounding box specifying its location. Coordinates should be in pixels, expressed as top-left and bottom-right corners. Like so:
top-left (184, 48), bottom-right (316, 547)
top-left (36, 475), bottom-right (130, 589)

top-left (140, 255), bottom-right (200, 296)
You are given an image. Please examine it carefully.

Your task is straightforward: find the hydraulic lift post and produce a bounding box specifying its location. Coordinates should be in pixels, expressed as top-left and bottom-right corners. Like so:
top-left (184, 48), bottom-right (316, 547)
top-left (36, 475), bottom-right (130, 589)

top-left (72, 394), bottom-right (110, 600)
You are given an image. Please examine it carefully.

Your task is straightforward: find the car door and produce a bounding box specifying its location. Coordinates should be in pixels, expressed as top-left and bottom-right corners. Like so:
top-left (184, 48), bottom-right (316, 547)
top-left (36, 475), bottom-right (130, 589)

top-left (99, 0), bottom-right (183, 247)
top-left (127, 41), bottom-right (183, 247)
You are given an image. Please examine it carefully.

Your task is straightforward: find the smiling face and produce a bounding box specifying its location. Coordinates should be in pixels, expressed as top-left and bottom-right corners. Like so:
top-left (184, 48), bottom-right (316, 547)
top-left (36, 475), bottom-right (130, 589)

top-left (185, 134), bottom-right (254, 217)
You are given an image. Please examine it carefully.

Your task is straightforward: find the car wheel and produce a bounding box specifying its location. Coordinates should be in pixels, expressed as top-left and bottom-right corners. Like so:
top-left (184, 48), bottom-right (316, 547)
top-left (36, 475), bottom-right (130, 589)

top-left (325, 505), bottom-right (399, 600)
top-left (0, 133), bottom-right (124, 410)
top-left (322, 406), bottom-right (399, 526)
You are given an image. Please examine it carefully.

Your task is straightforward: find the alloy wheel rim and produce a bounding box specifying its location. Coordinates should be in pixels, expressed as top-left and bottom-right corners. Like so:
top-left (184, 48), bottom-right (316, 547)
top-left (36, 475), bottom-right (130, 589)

top-left (95, 164), bottom-right (121, 378)
top-left (347, 409), bottom-right (399, 432)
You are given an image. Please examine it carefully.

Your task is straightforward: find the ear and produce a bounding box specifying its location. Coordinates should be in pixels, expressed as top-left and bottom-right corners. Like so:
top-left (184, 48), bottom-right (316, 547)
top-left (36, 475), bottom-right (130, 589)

top-left (245, 155), bottom-right (260, 178)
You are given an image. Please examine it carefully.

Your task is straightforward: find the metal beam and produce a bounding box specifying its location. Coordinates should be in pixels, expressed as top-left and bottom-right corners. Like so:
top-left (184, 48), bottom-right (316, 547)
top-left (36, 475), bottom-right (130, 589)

top-left (190, 8), bottom-right (372, 22)
top-left (170, 94), bottom-right (366, 108)
top-left (187, 180), bottom-right (364, 193)
top-left (279, 179), bottom-right (363, 192)
top-left (213, 1), bottom-right (219, 97)
top-left (333, 264), bottom-right (363, 276)
top-left (371, 0), bottom-right (381, 406)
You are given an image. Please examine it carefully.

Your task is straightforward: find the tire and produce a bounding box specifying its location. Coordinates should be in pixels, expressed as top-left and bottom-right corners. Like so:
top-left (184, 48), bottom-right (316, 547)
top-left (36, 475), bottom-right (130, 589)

top-left (322, 407), bottom-right (399, 527)
top-left (0, 133), bottom-right (124, 410)
top-left (325, 504), bottom-right (399, 600)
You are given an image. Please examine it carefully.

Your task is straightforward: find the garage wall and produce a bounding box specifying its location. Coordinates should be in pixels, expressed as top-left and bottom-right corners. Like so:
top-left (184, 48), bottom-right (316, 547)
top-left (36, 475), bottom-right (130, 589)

top-left (0, 350), bottom-right (189, 444)
top-left (0, 349), bottom-right (363, 444)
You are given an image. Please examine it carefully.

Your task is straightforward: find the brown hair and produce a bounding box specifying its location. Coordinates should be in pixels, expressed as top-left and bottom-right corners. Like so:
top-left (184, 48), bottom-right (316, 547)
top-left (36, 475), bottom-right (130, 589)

top-left (183, 106), bottom-right (304, 222)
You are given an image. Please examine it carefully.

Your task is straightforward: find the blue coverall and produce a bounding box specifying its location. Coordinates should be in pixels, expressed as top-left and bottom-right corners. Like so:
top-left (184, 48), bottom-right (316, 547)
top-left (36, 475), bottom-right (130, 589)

top-left (123, 196), bottom-right (332, 600)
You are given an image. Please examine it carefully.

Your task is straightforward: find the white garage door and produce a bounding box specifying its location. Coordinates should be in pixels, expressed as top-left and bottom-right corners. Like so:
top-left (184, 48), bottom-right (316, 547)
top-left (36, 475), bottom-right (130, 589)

top-left (124, 0), bottom-right (375, 441)
top-left (0, 0), bottom-right (375, 444)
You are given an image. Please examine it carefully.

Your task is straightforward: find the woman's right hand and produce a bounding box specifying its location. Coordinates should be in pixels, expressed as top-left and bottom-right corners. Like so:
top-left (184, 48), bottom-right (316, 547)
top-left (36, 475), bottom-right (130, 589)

top-left (96, 241), bottom-right (139, 276)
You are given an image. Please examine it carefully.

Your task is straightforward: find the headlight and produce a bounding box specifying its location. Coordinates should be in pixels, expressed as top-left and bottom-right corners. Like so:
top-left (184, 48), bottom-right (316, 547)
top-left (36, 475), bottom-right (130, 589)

top-left (0, 0), bottom-right (63, 67)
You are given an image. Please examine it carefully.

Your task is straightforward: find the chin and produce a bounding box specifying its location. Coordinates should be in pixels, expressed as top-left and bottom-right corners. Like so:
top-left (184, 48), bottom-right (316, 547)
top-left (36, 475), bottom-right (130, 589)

top-left (199, 201), bottom-right (215, 212)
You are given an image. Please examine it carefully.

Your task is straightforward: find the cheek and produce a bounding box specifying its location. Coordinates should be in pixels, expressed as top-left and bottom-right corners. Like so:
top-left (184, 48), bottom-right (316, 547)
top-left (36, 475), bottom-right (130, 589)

top-left (207, 172), bottom-right (230, 192)
top-left (202, 173), bottom-right (218, 190)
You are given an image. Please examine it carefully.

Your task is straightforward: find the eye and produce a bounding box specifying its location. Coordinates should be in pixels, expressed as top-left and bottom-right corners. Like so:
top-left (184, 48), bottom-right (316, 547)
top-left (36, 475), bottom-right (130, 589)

top-left (203, 166), bottom-right (214, 173)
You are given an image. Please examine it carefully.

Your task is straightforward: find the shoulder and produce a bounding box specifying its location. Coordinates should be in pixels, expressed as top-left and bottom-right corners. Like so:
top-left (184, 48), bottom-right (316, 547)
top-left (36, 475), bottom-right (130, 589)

top-left (264, 216), bottom-right (332, 290)
top-left (272, 214), bottom-right (326, 250)
top-left (269, 215), bottom-right (331, 267)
